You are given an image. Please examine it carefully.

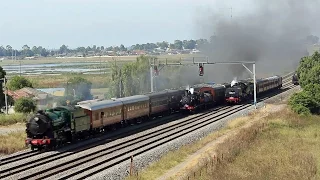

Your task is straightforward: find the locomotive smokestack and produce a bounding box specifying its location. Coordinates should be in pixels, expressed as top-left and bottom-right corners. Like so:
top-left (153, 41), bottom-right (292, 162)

top-left (231, 77), bottom-right (238, 87)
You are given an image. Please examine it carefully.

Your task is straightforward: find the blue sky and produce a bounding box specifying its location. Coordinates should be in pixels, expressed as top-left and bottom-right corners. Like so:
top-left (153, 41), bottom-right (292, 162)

top-left (0, 0), bottom-right (252, 49)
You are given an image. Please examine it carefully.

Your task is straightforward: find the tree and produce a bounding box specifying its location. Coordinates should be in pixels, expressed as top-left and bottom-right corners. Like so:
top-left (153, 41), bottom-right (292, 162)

top-left (289, 51), bottom-right (320, 115)
top-left (59, 44), bottom-right (68, 54)
top-left (14, 97), bottom-right (36, 113)
top-left (7, 76), bottom-right (33, 91)
top-left (174, 40), bottom-right (183, 50)
top-left (183, 40), bottom-right (196, 49)
top-left (157, 41), bottom-right (169, 50)
top-left (0, 66), bottom-right (6, 107)
top-left (120, 44), bottom-right (127, 51)
top-left (6, 45), bottom-right (12, 56)
top-left (297, 51), bottom-right (320, 88)
top-left (65, 77), bottom-right (93, 101)
top-left (289, 91), bottom-right (318, 115)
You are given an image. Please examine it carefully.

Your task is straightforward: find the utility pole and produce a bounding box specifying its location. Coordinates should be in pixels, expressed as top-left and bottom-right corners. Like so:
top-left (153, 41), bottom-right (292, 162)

top-left (253, 63), bottom-right (257, 108)
top-left (19, 61), bottom-right (21, 76)
top-left (149, 58), bottom-right (154, 92)
top-left (1, 77), bottom-right (8, 114)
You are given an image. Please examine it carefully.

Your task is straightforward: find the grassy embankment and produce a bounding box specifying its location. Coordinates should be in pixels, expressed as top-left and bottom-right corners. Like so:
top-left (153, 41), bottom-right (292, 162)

top-left (127, 105), bottom-right (320, 180)
top-left (0, 113), bottom-right (27, 155)
top-left (0, 131), bottom-right (26, 155)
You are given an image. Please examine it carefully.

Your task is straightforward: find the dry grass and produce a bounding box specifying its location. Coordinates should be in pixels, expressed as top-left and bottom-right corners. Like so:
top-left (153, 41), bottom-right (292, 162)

top-left (127, 105), bottom-right (320, 180)
top-left (0, 113), bottom-right (26, 126)
top-left (0, 131), bottom-right (27, 155)
top-left (194, 109), bottom-right (319, 180)
top-left (126, 106), bottom-right (269, 180)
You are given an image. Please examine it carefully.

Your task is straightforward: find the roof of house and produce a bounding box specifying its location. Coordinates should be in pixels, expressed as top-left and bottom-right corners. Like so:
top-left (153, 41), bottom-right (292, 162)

top-left (6, 87), bottom-right (54, 100)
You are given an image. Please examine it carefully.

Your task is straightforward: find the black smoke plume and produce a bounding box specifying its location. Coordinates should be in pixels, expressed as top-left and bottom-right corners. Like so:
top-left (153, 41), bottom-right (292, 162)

top-left (196, 0), bottom-right (320, 83)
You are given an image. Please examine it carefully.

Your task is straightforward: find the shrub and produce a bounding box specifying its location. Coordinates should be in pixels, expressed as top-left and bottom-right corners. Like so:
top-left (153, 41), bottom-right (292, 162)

top-left (14, 97), bottom-right (36, 113)
top-left (7, 75), bottom-right (33, 91)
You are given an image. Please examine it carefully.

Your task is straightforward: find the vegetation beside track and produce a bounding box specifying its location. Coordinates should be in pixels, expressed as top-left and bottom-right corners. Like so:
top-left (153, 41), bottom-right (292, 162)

top-left (0, 113), bottom-right (26, 126)
top-left (128, 102), bottom-right (320, 180)
top-left (0, 131), bottom-right (26, 155)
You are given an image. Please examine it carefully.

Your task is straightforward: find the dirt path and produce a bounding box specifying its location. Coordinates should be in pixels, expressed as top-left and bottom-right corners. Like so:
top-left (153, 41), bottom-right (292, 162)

top-left (157, 104), bottom-right (286, 180)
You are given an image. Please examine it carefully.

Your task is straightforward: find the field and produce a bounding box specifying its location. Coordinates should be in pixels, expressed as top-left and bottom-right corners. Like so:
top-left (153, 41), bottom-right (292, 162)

top-left (0, 54), bottom-right (203, 66)
top-left (0, 54), bottom-right (203, 89)
top-left (128, 104), bottom-right (320, 180)
top-left (26, 73), bottom-right (112, 89)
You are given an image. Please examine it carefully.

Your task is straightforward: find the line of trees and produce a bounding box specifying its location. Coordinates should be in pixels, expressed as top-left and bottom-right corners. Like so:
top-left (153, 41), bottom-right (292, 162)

top-left (1, 35), bottom-right (318, 58)
top-left (289, 51), bottom-right (320, 115)
top-left (0, 38), bottom-right (212, 58)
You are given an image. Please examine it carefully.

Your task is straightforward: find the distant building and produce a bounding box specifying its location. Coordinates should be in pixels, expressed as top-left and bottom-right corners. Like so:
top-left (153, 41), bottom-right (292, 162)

top-left (6, 87), bottom-right (56, 110)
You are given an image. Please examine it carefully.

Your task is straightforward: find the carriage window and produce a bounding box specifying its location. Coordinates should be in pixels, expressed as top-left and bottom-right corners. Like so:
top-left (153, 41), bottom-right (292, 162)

top-left (101, 112), bottom-right (104, 118)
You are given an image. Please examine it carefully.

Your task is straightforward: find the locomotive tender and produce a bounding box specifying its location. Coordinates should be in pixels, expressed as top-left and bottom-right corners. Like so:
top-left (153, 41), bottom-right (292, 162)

top-left (25, 89), bottom-right (185, 151)
top-left (225, 75), bottom-right (283, 105)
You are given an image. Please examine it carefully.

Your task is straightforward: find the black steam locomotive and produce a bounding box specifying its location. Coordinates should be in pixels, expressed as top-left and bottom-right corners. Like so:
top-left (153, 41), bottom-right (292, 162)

top-left (225, 75), bottom-right (283, 105)
top-left (292, 73), bottom-right (299, 85)
top-left (180, 83), bottom-right (230, 113)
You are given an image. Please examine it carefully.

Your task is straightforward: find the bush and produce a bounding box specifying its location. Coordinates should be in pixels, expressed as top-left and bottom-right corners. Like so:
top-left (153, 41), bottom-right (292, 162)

top-left (14, 97), bottom-right (36, 113)
top-left (289, 51), bottom-right (320, 115)
top-left (7, 76), bottom-right (33, 91)
top-left (0, 113), bottom-right (26, 126)
top-left (289, 91), bottom-right (319, 115)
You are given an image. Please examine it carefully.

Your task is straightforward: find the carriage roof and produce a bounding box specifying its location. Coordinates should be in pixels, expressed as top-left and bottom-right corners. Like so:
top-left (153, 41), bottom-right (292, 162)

top-left (144, 91), bottom-right (168, 98)
top-left (77, 99), bottom-right (123, 111)
top-left (116, 95), bottom-right (149, 104)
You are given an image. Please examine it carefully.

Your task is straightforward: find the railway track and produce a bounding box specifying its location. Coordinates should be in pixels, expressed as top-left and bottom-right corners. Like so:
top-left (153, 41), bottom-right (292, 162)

top-left (0, 72), bottom-right (295, 180)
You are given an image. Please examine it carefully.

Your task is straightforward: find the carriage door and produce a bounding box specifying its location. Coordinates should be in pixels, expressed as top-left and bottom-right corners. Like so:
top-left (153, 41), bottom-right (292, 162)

top-left (123, 105), bottom-right (127, 120)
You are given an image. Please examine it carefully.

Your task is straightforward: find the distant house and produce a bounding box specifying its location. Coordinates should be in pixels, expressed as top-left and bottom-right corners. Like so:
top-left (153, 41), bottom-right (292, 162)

top-left (6, 87), bottom-right (56, 110)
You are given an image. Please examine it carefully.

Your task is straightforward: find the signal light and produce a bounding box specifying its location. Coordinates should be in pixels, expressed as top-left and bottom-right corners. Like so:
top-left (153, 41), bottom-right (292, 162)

top-left (154, 65), bottom-right (159, 76)
top-left (199, 63), bottom-right (204, 76)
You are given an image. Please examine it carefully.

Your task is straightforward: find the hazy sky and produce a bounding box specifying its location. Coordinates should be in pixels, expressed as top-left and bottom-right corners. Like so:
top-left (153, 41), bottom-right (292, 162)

top-left (0, 0), bottom-right (254, 49)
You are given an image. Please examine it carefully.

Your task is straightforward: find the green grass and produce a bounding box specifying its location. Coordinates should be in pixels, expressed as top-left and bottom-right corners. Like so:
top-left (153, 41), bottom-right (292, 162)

top-left (0, 113), bottom-right (26, 126)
